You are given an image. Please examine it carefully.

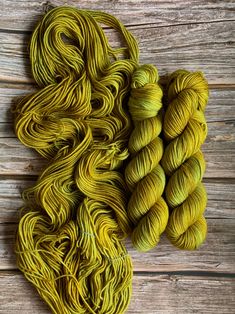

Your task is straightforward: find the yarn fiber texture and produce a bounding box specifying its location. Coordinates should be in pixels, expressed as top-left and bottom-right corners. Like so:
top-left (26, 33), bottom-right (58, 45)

top-left (14, 6), bottom-right (139, 314)
top-left (161, 70), bottom-right (209, 250)
top-left (125, 64), bottom-right (169, 252)
top-left (12, 5), bottom-right (210, 314)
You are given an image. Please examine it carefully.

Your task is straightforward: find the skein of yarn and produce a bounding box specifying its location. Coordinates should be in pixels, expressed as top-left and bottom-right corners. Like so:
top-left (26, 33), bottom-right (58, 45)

top-left (12, 4), bottom-right (211, 313)
top-left (125, 64), bottom-right (169, 252)
top-left (14, 6), bottom-right (139, 314)
top-left (161, 70), bottom-right (209, 250)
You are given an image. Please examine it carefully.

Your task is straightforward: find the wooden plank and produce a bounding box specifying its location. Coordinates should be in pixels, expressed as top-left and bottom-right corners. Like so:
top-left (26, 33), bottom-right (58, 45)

top-left (0, 271), bottom-right (234, 313)
top-left (0, 178), bottom-right (33, 223)
top-left (0, 140), bottom-right (234, 177)
top-left (1, 85), bottom-right (235, 123)
top-left (0, 0), bottom-right (234, 32)
top-left (0, 84), bottom-right (36, 123)
top-left (206, 179), bottom-right (235, 219)
top-left (1, 218), bottom-right (235, 272)
top-left (0, 119), bottom-right (234, 177)
top-left (206, 88), bottom-right (235, 122)
top-left (0, 177), bottom-right (234, 273)
top-left (0, 139), bottom-right (47, 175)
top-left (0, 2), bottom-right (234, 313)
top-left (0, 178), bottom-right (234, 223)
top-left (1, 86), bottom-right (234, 177)
top-left (135, 21), bottom-right (235, 85)
top-left (0, 21), bottom-right (234, 84)
top-left (1, 119), bottom-right (234, 143)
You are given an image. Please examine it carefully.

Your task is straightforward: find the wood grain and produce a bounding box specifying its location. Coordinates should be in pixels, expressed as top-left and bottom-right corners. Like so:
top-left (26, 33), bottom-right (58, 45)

top-left (0, 176), bottom-right (234, 272)
top-left (0, 177), bottom-right (234, 272)
top-left (1, 85), bottom-right (235, 123)
top-left (1, 218), bottom-right (234, 273)
top-left (0, 1), bottom-right (234, 313)
top-left (0, 0), bottom-right (235, 31)
top-left (0, 177), bottom-right (234, 223)
top-left (0, 120), bottom-right (234, 177)
top-left (0, 271), bottom-right (234, 314)
top-left (0, 21), bottom-right (234, 84)
top-left (0, 86), bottom-right (235, 177)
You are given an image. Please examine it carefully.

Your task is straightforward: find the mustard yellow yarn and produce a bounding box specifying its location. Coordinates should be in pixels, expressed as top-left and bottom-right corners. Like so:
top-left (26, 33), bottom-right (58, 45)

top-left (14, 6), bottom-right (139, 314)
top-left (161, 70), bottom-right (209, 250)
top-left (12, 5), bottom-right (211, 313)
top-left (125, 64), bottom-right (169, 252)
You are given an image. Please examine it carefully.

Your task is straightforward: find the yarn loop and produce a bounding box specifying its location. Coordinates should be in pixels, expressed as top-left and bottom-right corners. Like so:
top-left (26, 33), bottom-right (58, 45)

top-left (14, 6), bottom-right (139, 314)
top-left (162, 70), bottom-right (209, 250)
top-left (125, 64), bottom-right (169, 252)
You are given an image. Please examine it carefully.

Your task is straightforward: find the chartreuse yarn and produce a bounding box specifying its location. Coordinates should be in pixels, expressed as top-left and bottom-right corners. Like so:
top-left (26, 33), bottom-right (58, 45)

top-left (161, 70), bottom-right (209, 250)
top-left (12, 5), bottom-right (210, 314)
top-left (14, 6), bottom-right (139, 314)
top-left (124, 64), bottom-right (169, 252)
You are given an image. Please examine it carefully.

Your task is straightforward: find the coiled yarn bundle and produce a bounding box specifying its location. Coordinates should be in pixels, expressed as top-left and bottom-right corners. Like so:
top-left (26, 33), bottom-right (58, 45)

top-left (14, 6), bottom-right (139, 314)
top-left (125, 64), bottom-right (169, 252)
top-left (13, 5), bottom-right (210, 314)
top-left (161, 70), bottom-right (209, 250)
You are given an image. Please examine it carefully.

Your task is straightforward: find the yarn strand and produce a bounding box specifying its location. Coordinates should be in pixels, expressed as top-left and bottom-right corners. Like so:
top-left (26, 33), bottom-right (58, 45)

top-left (14, 6), bottom-right (139, 314)
top-left (12, 6), bottom-right (210, 313)
top-left (125, 64), bottom-right (169, 252)
top-left (161, 70), bottom-right (209, 250)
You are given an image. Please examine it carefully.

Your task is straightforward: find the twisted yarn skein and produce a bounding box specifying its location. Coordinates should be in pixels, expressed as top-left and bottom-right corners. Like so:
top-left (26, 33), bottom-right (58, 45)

top-left (14, 6), bottom-right (139, 314)
top-left (125, 64), bottom-right (169, 252)
top-left (161, 70), bottom-right (209, 250)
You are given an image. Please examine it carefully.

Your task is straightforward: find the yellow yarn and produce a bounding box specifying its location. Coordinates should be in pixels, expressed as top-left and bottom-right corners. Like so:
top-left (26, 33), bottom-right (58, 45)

top-left (13, 6), bottom-right (139, 314)
top-left (12, 5), bottom-right (211, 313)
top-left (125, 64), bottom-right (169, 252)
top-left (161, 70), bottom-right (209, 250)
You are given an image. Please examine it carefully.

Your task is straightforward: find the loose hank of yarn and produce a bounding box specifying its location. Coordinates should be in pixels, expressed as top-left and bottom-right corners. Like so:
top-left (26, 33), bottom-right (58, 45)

top-left (14, 6), bottom-right (139, 314)
top-left (125, 64), bottom-right (169, 252)
top-left (161, 70), bottom-right (209, 250)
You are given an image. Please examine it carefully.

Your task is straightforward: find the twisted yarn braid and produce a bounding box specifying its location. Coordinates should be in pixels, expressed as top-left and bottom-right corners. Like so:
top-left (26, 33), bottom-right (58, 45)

top-left (161, 70), bottom-right (209, 250)
top-left (125, 64), bottom-right (169, 252)
top-left (14, 6), bottom-right (139, 314)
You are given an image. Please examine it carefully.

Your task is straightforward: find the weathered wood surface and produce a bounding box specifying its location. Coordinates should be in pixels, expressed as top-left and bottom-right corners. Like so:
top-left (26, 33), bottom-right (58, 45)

top-left (0, 21), bottom-right (234, 84)
top-left (0, 271), bottom-right (235, 314)
top-left (0, 87), bottom-right (235, 177)
top-left (0, 0), bottom-right (234, 313)
top-left (0, 0), bottom-right (235, 31)
top-left (0, 121), bottom-right (234, 177)
top-left (0, 178), bottom-right (234, 272)
top-left (1, 85), bottom-right (235, 123)
top-left (0, 178), bottom-right (234, 223)
top-left (1, 218), bottom-right (234, 273)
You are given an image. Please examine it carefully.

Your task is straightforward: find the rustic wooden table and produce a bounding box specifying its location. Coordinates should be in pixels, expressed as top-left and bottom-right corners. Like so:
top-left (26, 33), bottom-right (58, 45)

top-left (0, 1), bottom-right (234, 313)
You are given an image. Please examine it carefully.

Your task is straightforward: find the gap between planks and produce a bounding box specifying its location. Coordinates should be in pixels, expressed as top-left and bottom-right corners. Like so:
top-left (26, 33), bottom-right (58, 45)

top-left (0, 268), bottom-right (234, 277)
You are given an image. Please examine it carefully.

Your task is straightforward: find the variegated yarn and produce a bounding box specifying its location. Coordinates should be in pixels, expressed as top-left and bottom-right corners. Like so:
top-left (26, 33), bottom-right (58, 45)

top-left (14, 6), bottom-right (139, 314)
top-left (161, 70), bottom-right (209, 250)
top-left (12, 5), bottom-right (210, 314)
top-left (124, 64), bottom-right (169, 252)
